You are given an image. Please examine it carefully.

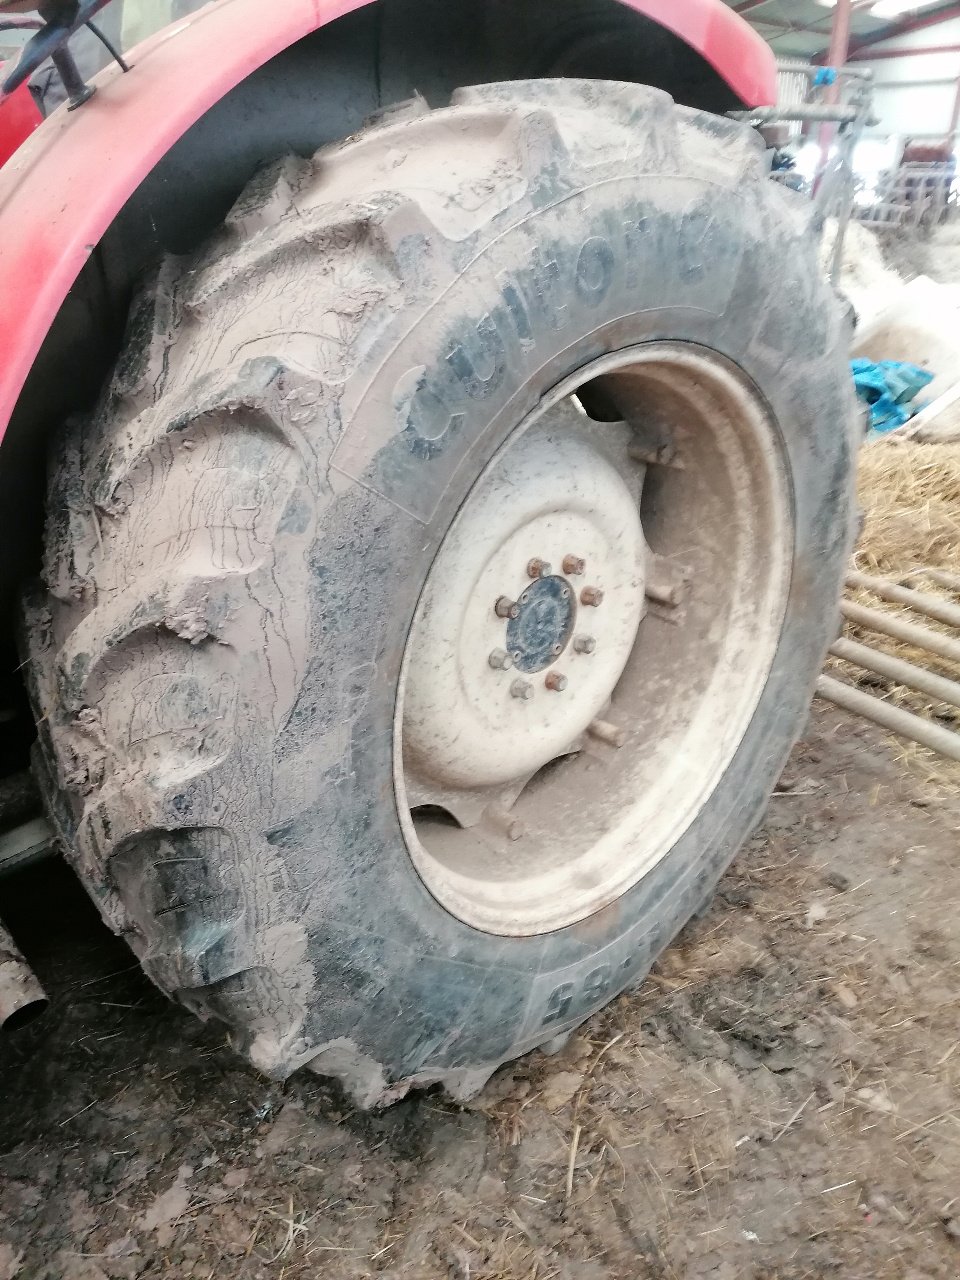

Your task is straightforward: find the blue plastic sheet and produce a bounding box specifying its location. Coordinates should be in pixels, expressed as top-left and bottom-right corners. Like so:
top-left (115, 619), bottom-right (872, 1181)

top-left (851, 358), bottom-right (934, 433)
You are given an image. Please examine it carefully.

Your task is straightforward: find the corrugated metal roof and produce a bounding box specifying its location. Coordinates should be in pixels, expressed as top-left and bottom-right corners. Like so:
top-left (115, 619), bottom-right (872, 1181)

top-left (723, 1), bottom-right (960, 62)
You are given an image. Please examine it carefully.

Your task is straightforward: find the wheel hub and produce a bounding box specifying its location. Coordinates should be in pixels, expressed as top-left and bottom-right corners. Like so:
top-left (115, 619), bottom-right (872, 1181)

top-left (506, 575), bottom-right (576, 674)
top-left (401, 420), bottom-right (647, 790)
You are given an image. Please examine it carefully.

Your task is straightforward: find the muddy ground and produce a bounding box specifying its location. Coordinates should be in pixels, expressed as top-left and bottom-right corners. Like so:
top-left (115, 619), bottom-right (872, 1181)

top-left (1, 701), bottom-right (959, 1280)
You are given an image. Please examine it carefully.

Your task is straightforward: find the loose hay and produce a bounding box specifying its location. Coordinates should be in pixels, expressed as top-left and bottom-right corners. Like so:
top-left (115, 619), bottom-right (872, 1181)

top-left (832, 436), bottom-right (960, 788)
top-left (855, 438), bottom-right (960, 574)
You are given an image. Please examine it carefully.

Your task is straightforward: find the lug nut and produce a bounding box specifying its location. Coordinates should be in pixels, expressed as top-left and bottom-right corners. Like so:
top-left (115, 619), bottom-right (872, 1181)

top-left (545, 672), bottom-right (568, 693)
top-left (495, 596), bottom-right (520, 619)
top-left (488, 649), bottom-right (514, 671)
top-left (580, 586), bottom-right (604, 607)
top-left (510, 679), bottom-right (535, 701)
top-left (563, 555), bottom-right (586, 576)
top-left (527, 558), bottom-right (552, 579)
top-left (574, 635), bottom-right (597, 654)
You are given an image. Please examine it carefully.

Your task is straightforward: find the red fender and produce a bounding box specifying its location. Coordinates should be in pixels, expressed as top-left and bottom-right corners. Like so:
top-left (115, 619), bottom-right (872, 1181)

top-left (0, 0), bottom-right (776, 440)
top-left (0, 76), bottom-right (41, 167)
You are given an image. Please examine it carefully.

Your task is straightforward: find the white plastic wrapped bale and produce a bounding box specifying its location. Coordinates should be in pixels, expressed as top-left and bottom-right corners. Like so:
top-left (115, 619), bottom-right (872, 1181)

top-left (824, 220), bottom-right (904, 332)
top-left (907, 381), bottom-right (960, 443)
top-left (853, 275), bottom-right (960, 403)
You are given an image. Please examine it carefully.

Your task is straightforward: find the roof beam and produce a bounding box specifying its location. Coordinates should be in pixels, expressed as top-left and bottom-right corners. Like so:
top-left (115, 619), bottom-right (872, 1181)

top-left (848, 3), bottom-right (960, 57)
top-left (746, 0), bottom-right (878, 48)
top-left (751, 18), bottom-right (830, 35)
top-left (851, 41), bottom-right (960, 59)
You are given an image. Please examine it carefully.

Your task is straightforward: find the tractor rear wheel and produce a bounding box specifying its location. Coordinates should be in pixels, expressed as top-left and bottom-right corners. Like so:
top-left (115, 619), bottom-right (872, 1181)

top-left (24, 81), bottom-right (855, 1105)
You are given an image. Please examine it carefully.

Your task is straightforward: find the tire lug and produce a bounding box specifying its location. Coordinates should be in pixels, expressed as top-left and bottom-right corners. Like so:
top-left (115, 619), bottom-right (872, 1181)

top-left (527, 558), bottom-right (552, 579)
top-left (545, 672), bottom-right (568, 693)
top-left (495, 596), bottom-right (520, 619)
top-left (510, 679), bottom-right (535, 701)
top-left (563, 555), bottom-right (586, 576)
top-left (574, 635), bottom-right (597, 654)
top-left (488, 649), bottom-right (514, 671)
top-left (580, 586), bottom-right (604, 607)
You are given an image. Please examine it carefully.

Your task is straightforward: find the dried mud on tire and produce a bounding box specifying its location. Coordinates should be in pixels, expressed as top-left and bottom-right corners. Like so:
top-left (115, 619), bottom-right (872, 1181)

top-left (22, 79), bottom-right (853, 1100)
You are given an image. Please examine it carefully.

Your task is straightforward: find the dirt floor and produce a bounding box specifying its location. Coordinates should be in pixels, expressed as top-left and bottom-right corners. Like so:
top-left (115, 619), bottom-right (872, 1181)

top-left (1, 700), bottom-right (959, 1280)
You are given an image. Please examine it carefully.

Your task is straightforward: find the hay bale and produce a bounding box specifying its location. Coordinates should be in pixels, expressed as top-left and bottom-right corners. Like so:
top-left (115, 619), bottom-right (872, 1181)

top-left (856, 439), bottom-right (960, 576)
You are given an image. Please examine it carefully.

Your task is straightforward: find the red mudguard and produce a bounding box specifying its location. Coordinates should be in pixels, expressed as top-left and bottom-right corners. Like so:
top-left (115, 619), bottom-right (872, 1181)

top-left (0, 0), bottom-right (776, 440)
top-left (0, 75), bottom-right (41, 166)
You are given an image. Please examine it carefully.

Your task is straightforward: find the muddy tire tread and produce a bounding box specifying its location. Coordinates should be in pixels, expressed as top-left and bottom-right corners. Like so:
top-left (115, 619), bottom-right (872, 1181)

top-left (24, 81), bottom-right (844, 1098)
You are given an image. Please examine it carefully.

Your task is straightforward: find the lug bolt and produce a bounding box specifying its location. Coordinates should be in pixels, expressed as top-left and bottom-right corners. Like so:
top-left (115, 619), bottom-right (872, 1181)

top-left (574, 635), bottom-right (597, 654)
top-left (527, 558), bottom-right (552, 579)
top-left (488, 648), bottom-right (514, 671)
top-left (589, 718), bottom-right (628, 748)
top-left (545, 672), bottom-right (568, 693)
top-left (563, 555), bottom-right (586, 576)
top-left (485, 805), bottom-right (526, 842)
top-left (511, 679), bottom-right (535, 701)
top-left (495, 596), bottom-right (520, 620)
top-left (580, 586), bottom-right (604, 607)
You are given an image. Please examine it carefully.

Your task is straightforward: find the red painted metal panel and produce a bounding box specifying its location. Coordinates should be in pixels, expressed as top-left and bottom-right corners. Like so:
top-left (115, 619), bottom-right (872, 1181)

top-left (0, 0), bottom-right (775, 440)
top-left (621, 0), bottom-right (777, 109)
top-left (0, 74), bottom-right (40, 167)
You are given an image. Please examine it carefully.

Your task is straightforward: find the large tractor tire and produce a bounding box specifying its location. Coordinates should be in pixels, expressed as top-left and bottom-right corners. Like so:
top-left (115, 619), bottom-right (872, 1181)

top-left (24, 81), bottom-right (855, 1105)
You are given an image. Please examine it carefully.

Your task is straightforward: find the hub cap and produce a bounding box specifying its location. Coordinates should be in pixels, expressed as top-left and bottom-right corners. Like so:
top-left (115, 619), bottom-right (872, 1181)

top-left (395, 343), bottom-right (792, 936)
top-left (507, 576), bottom-right (575, 675)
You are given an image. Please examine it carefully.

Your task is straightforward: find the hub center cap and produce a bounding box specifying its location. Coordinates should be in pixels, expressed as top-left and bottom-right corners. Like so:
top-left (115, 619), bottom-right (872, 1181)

top-left (508, 576), bottom-right (576, 673)
top-left (402, 416), bottom-right (647, 790)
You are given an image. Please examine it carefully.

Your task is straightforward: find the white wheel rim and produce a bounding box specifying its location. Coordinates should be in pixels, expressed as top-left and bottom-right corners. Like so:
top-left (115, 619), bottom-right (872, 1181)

top-left (402, 425), bottom-right (647, 790)
top-left (394, 343), bottom-right (792, 936)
